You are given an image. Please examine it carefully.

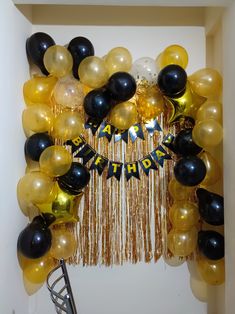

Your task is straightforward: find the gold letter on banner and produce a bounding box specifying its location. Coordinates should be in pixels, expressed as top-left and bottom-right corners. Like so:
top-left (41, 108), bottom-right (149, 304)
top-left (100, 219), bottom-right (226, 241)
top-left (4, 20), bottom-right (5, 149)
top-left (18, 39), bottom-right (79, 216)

top-left (125, 162), bottom-right (140, 181)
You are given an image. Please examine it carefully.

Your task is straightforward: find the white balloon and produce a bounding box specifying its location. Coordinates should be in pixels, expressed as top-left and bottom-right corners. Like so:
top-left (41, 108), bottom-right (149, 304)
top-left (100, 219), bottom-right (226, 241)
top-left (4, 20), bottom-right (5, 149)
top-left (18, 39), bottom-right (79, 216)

top-left (130, 57), bottom-right (158, 84)
top-left (164, 256), bottom-right (185, 267)
top-left (190, 276), bottom-right (208, 302)
top-left (187, 260), bottom-right (202, 280)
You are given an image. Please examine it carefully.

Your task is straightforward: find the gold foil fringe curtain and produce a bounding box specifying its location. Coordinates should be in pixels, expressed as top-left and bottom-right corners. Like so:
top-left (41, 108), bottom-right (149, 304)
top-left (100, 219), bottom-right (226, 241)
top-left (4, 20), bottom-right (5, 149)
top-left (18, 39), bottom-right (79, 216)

top-left (50, 79), bottom-right (176, 266)
top-left (68, 115), bottom-right (175, 266)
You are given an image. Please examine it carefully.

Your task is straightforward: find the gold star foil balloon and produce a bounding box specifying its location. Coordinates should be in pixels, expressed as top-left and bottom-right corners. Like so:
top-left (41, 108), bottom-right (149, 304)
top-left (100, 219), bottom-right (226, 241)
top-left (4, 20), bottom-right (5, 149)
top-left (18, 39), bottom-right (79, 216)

top-left (37, 183), bottom-right (83, 224)
top-left (166, 82), bottom-right (206, 123)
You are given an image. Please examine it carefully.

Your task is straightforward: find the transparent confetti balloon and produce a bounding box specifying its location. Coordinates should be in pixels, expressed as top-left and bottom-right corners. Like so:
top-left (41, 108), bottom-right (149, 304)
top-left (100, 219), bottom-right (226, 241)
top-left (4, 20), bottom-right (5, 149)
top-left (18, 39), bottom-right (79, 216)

top-left (130, 57), bottom-right (158, 85)
top-left (53, 76), bottom-right (84, 109)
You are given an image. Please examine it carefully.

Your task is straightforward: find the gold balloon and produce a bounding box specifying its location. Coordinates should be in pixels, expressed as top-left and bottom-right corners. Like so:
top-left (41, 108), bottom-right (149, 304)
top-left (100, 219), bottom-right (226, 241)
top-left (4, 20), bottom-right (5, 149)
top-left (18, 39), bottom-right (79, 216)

top-left (197, 256), bottom-right (225, 286)
top-left (199, 151), bottom-right (222, 187)
top-left (23, 254), bottom-right (56, 284)
top-left (109, 101), bottom-right (138, 130)
top-left (17, 172), bottom-right (56, 204)
top-left (167, 227), bottom-right (198, 257)
top-left (192, 119), bottom-right (223, 148)
top-left (53, 76), bottom-right (84, 109)
top-left (196, 100), bottom-right (222, 123)
top-left (37, 184), bottom-right (83, 224)
top-left (17, 196), bottom-right (40, 218)
top-left (53, 111), bottom-right (84, 141)
top-left (168, 178), bottom-right (193, 201)
top-left (105, 47), bottom-right (132, 76)
top-left (25, 160), bottom-right (40, 173)
top-left (157, 45), bottom-right (188, 70)
top-left (78, 56), bottom-right (109, 89)
top-left (137, 86), bottom-right (164, 121)
top-left (17, 250), bottom-right (29, 270)
top-left (188, 84), bottom-right (207, 119)
top-left (39, 145), bottom-right (72, 177)
top-left (22, 104), bottom-right (54, 137)
top-left (23, 76), bottom-right (57, 106)
top-left (189, 68), bottom-right (223, 99)
top-left (167, 83), bottom-right (206, 123)
top-left (190, 276), bottom-right (208, 302)
top-left (23, 274), bottom-right (44, 296)
top-left (202, 222), bottom-right (224, 235)
top-left (50, 227), bottom-right (77, 260)
top-left (43, 45), bottom-right (73, 78)
top-left (82, 84), bottom-right (93, 96)
top-left (169, 201), bottom-right (199, 231)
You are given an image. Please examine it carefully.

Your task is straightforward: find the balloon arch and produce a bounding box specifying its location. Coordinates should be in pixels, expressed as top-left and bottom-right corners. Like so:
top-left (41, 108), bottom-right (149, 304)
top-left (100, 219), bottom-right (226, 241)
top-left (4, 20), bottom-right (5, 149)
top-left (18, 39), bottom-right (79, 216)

top-left (17, 33), bottom-right (224, 296)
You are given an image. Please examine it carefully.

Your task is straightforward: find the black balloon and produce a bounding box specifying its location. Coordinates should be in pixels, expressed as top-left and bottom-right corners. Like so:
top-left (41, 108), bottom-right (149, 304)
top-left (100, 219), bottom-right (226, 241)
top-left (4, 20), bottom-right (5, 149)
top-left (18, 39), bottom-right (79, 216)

top-left (107, 72), bottom-right (137, 102)
top-left (84, 88), bottom-right (112, 119)
top-left (197, 188), bottom-right (224, 226)
top-left (58, 162), bottom-right (90, 194)
top-left (174, 128), bottom-right (202, 156)
top-left (17, 215), bottom-right (53, 259)
top-left (174, 156), bottom-right (206, 186)
top-left (41, 213), bottom-right (56, 227)
top-left (58, 181), bottom-right (80, 195)
top-left (26, 32), bottom-right (55, 75)
top-left (24, 133), bottom-right (53, 161)
top-left (198, 230), bottom-right (224, 260)
top-left (157, 64), bottom-right (187, 97)
top-left (68, 36), bottom-right (95, 79)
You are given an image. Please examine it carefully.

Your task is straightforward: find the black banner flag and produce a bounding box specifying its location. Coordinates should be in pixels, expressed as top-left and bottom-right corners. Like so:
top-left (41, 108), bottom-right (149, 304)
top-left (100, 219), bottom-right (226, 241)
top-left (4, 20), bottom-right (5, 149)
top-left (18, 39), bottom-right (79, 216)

top-left (85, 118), bottom-right (102, 135)
top-left (139, 155), bottom-right (158, 176)
top-left (107, 161), bottom-right (123, 181)
top-left (98, 121), bottom-right (116, 142)
top-left (66, 135), bottom-right (85, 154)
top-left (74, 144), bottom-right (96, 165)
top-left (145, 119), bottom-right (162, 137)
top-left (90, 154), bottom-right (108, 175)
top-left (124, 162), bottom-right (140, 181)
top-left (151, 145), bottom-right (171, 167)
top-left (129, 123), bottom-right (145, 142)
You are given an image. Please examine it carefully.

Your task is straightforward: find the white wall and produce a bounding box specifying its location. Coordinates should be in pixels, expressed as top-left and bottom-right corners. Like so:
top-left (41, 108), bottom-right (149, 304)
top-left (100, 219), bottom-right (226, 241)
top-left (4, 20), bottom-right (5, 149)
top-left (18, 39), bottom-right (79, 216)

top-left (0, 0), bottom-right (31, 313)
top-left (223, 2), bottom-right (235, 314)
top-left (27, 25), bottom-right (207, 314)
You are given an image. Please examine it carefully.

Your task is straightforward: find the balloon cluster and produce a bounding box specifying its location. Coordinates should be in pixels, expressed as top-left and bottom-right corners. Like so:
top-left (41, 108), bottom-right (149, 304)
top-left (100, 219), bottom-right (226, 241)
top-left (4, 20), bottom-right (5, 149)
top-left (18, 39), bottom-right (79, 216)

top-left (18, 32), bottom-right (224, 295)
top-left (165, 57), bottom-right (224, 289)
top-left (168, 92), bottom-right (224, 285)
top-left (168, 140), bottom-right (224, 288)
top-left (18, 33), bottom-right (95, 295)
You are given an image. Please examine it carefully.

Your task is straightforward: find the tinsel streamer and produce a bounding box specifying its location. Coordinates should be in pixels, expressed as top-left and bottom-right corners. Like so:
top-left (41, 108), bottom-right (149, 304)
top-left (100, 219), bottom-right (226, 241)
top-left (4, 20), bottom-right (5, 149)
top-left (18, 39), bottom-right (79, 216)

top-left (49, 87), bottom-right (174, 266)
top-left (48, 80), bottom-right (177, 266)
top-left (69, 109), bottom-right (174, 266)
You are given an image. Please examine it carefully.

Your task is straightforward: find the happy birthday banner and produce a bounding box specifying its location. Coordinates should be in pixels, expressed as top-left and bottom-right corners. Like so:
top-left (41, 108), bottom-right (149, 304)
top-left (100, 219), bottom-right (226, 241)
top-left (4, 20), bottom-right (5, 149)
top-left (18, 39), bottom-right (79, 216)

top-left (85, 118), bottom-right (162, 143)
top-left (66, 120), bottom-right (173, 181)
